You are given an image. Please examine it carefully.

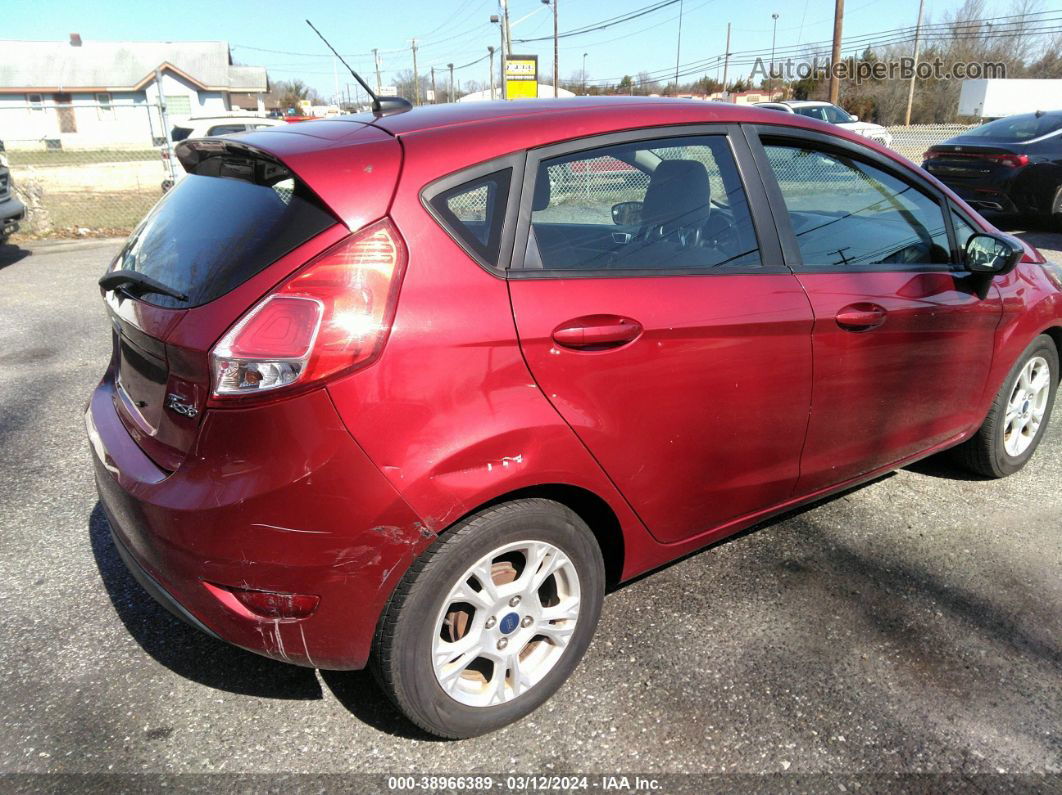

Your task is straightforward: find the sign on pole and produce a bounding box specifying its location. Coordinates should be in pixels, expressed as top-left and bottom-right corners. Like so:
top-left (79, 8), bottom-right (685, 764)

top-left (504, 55), bottom-right (538, 100)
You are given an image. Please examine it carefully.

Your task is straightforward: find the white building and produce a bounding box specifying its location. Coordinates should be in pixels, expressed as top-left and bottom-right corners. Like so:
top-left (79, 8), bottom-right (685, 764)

top-left (0, 36), bottom-right (268, 149)
top-left (457, 84), bottom-right (576, 102)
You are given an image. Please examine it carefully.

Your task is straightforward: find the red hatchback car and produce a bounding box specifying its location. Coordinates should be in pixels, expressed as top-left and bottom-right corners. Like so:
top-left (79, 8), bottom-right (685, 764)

top-left (87, 98), bottom-right (1061, 738)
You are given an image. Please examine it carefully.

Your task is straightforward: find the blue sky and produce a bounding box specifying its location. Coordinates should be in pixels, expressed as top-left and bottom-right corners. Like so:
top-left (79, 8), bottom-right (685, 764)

top-left (4, 0), bottom-right (1023, 98)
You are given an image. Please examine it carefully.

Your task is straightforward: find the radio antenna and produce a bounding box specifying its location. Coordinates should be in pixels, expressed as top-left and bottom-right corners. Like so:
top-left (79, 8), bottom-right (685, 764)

top-left (305, 19), bottom-right (412, 114)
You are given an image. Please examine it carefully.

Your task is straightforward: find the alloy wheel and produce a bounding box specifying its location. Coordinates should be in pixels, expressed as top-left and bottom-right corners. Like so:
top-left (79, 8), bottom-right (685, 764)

top-left (431, 540), bottom-right (581, 707)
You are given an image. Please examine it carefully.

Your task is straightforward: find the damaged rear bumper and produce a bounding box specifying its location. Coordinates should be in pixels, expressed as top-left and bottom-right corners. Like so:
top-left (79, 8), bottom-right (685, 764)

top-left (87, 379), bottom-right (433, 669)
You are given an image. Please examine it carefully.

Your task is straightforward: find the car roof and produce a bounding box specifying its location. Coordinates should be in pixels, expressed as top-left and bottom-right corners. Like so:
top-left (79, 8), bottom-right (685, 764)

top-left (777, 100), bottom-right (831, 108)
top-left (182, 115), bottom-right (279, 123)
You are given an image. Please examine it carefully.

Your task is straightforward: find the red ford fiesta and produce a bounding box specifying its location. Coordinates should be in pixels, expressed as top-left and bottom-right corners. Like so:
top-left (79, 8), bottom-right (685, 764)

top-left (87, 98), bottom-right (1061, 738)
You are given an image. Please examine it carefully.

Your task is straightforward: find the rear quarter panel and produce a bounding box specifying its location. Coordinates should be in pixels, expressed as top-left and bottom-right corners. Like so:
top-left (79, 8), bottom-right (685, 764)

top-left (324, 130), bottom-right (661, 580)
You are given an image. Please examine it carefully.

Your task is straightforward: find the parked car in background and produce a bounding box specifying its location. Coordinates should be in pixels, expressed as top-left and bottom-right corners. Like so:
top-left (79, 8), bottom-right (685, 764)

top-left (0, 139), bottom-right (26, 245)
top-left (161, 115), bottom-right (287, 190)
top-left (922, 110), bottom-right (1062, 226)
top-left (88, 98), bottom-right (1060, 739)
top-left (755, 100), bottom-right (893, 147)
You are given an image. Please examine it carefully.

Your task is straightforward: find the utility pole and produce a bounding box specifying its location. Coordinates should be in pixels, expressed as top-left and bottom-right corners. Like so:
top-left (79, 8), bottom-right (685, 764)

top-left (903, 0), bottom-right (925, 125)
top-left (829, 0), bottom-right (844, 105)
top-left (488, 46), bottom-right (496, 100)
top-left (543, 0), bottom-right (558, 98)
top-left (430, 66), bottom-right (437, 104)
top-left (372, 48), bottom-right (382, 94)
top-left (501, 0), bottom-right (512, 55)
top-left (411, 39), bottom-right (420, 105)
top-left (491, 14), bottom-right (506, 99)
top-left (722, 22), bottom-right (731, 98)
top-left (448, 63), bottom-right (455, 103)
top-left (674, 0), bottom-right (684, 95)
top-left (770, 13), bottom-right (779, 100)
top-left (582, 52), bottom-right (588, 94)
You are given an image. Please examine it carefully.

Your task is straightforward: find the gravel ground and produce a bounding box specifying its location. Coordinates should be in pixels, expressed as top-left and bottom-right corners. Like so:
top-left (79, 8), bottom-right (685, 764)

top-left (0, 234), bottom-right (1059, 787)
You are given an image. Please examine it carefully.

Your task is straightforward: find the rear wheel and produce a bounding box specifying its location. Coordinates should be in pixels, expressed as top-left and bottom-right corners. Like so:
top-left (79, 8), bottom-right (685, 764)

top-left (956, 334), bottom-right (1058, 478)
top-left (1051, 184), bottom-right (1062, 231)
top-left (371, 499), bottom-right (605, 738)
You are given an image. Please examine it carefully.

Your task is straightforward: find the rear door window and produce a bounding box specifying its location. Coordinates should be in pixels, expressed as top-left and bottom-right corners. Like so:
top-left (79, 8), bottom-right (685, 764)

top-left (110, 166), bottom-right (335, 308)
top-left (207, 123), bottom-right (249, 136)
top-left (521, 134), bottom-right (761, 271)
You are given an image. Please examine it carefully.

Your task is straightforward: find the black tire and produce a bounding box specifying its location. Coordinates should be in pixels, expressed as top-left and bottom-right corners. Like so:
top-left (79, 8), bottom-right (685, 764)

top-left (1051, 184), bottom-right (1062, 232)
top-left (955, 334), bottom-right (1059, 478)
top-left (370, 498), bottom-right (605, 739)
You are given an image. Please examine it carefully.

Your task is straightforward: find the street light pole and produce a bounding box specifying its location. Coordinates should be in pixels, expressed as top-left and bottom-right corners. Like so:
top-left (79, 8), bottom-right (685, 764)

top-left (770, 13), bottom-right (779, 100)
top-left (582, 52), bottom-right (588, 94)
top-left (430, 66), bottom-right (437, 104)
top-left (448, 63), bottom-right (455, 103)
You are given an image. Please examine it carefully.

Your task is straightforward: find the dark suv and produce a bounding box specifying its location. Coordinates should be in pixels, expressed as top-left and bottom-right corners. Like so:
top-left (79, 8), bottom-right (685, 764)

top-left (0, 140), bottom-right (27, 244)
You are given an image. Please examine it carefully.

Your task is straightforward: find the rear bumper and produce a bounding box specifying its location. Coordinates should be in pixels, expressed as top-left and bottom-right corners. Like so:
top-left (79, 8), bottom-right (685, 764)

top-left (87, 378), bottom-right (433, 669)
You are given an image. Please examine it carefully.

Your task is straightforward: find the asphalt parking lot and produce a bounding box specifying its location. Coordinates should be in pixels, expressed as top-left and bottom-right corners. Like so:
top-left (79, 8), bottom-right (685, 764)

top-left (0, 230), bottom-right (1059, 784)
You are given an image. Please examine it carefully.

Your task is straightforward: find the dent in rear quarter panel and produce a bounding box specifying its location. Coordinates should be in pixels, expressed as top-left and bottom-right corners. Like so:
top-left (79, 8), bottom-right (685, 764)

top-left (982, 263), bottom-right (1062, 414)
top-left (324, 132), bottom-right (661, 581)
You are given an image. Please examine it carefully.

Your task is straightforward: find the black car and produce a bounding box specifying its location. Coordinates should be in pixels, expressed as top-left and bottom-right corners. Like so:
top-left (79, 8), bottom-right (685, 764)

top-left (0, 139), bottom-right (27, 244)
top-left (922, 110), bottom-right (1062, 226)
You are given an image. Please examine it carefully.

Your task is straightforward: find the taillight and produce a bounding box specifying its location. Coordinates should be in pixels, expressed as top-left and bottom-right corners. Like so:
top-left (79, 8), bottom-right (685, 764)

top-left (210, 217), bottom-right (407, 399)
top-left (992, 153), bottom-right (1029, 169)
top-left (922, 150), bottom-right (940, 161)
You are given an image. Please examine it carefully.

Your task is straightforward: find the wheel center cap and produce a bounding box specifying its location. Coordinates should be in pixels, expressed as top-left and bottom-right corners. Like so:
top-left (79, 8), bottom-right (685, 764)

top-left (1022, 399), bottom-right (1031, 416)
top-left (499, 612), bottom-right (520, 635)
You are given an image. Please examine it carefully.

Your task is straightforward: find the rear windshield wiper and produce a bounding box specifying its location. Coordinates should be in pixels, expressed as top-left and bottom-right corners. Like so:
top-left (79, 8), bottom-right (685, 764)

top-left (99, 270), bottom-right (188, 302)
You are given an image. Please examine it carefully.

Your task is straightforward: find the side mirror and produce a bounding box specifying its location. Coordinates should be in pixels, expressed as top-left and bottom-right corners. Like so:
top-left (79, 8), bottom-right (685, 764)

top-left (612, 201), bottom-right (643, 226)
top-left (850, 114), bottom-right (859, 121)
top-left (964, 233), bottom-right (1023, 276)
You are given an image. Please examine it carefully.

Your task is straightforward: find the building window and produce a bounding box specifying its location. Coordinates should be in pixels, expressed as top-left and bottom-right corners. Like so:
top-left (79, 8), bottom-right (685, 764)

top-left (96, 92), bottom-right (115, 119)
top-left (27, 93), bottom-right (44, 111)
top-left (164, 95), bottom-right (192, 116)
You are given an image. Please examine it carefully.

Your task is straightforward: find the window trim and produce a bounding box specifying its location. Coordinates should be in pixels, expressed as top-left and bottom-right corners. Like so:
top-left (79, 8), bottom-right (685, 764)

top-left (419, 151), bottom-right (527, 277)
top-left (508, 123), bottom-right (786, 280)
top-left (743, 124), bottom-right (960, 274)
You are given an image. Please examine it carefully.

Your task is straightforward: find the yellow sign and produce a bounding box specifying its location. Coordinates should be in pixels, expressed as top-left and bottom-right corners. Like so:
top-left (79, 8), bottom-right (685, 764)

top-left (504, 55), bottom-right (538, 100)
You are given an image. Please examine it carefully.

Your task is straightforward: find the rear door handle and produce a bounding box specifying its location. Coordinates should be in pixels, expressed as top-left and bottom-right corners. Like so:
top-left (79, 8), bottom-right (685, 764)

top-left (552, 315), bottom-right (642, 350)
top-left (835, 303), bottom-right (887, 332)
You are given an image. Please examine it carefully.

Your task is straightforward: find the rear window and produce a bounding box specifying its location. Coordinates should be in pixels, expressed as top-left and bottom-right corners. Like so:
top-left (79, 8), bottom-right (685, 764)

top-left (110, 168), bottom-right (335, 308)
top-left (965, 113), bottom-right (1062, 141)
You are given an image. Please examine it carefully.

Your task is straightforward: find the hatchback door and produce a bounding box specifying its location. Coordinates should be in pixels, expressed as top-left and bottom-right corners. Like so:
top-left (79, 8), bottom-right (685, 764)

top-left (749, 128), bottom-right (1002, 494)
top-left (99, 126), bottom-right (402, 470)
top-left (507, 128), bottom-right (814, 544)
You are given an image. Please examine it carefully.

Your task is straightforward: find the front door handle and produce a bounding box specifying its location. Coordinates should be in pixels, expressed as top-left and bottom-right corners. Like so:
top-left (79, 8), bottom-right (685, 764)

top-left (835, 303), bottom-right (887, 332)
top-left (552, 315), bottom-right (642, 350)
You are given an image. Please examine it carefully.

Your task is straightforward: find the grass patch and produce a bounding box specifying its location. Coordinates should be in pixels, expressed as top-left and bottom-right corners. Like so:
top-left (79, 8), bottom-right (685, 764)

top-left (42, 191), bottom-right (158, 232)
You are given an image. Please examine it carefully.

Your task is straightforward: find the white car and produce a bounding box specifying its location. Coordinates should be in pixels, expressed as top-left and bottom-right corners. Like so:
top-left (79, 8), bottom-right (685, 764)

top-left (162, 115), bottom-right (288, 190)
top-left (754, 100), bottom-right (893, 147)
top-left (170, 114), bottom-right (287, 142)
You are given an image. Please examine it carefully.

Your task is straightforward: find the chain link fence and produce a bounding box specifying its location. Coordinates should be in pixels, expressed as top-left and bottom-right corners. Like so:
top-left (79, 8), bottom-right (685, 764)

top-left (884, 124), bottom-right (977, 163)
top-left (2, 102), bottom-right (175, 239)
top-left (2, 102), bottom-right (979, 242)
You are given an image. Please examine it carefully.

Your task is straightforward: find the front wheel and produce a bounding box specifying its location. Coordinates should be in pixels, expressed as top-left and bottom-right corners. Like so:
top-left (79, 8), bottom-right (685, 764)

top-left (371, 499), bottom-right (605, 738)
top-left (956, 334), bottom-right (1058, 478)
